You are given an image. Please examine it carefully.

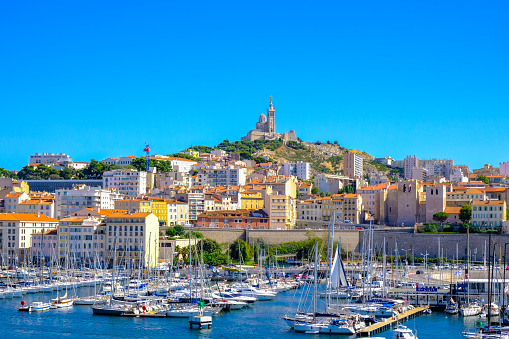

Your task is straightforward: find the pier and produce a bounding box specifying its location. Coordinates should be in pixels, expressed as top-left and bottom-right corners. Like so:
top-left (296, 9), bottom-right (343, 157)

top-left (357, 306), bottom-right (428, 337)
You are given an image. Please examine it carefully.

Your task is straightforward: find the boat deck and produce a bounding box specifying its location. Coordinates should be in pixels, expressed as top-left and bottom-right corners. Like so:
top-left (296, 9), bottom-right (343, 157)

top-left (357, 306), bottom-right (428, 337)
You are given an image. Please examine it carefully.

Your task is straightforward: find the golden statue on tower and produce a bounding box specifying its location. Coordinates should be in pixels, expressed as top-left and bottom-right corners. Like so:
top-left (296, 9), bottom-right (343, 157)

top-left (270, 95), bottom-right (272, 103)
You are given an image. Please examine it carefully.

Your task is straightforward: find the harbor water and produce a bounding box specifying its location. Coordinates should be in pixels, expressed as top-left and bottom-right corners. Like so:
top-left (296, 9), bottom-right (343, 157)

top-left (2, 286), bottom-right (483, 338)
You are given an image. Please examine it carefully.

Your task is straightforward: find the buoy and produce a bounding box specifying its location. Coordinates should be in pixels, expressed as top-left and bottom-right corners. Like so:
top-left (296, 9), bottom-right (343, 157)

top-left (142, 305), bottom-right (146, 313)
top-left (21, 300), bottom-right (25, 306)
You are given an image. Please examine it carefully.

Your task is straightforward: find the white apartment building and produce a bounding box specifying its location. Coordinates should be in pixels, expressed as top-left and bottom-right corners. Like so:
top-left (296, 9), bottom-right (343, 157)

top-left (103, 169), bottom-right (147, 197)
top-left (404, 156), bottom-right (419, 179)
top-left (105, 212), bottom-right (159, 268)
top-left (197, 165), bottom-right (246, 187)
top-left (101, 156), bottom-right (136, 166)
top-left (404, 155), bottom-right (454, 180)
top-left (58, 216), bottom-right (103, 262)
top-left (166, 200), bottom-right (189, 226)
top-left (55, 185), bottom-right (123, 219)
top-left (0, 213), bottom-right (59, 263)
top-left (344, 152), bottom-right (363, 178)
top-left (30, 153), bottom-right (72, 165)
top-left (451, 167), bottom-right (468, 183)
top-left (281, 161), bottom-right (310, 180)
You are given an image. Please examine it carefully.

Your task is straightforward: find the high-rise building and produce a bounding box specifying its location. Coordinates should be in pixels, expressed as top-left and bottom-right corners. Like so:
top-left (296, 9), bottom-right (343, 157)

top-left (55, 185), bottom-right (123, 219)
top-left (344, 152), bottom-right (363, 178)
top-left (103, 169), bottom-right (147, 197)
top-left (404, 156), bottom-right (419, 179)
top-left (281, 161), bottom-right (310, 180)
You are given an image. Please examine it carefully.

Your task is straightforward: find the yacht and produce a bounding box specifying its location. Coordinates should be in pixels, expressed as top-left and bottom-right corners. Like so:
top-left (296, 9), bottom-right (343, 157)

top-left (393, 325), bottom-right (418, 339)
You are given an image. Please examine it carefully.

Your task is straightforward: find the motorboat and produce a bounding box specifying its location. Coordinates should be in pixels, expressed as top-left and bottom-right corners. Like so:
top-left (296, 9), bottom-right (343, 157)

top-left (393, 324), bottom-right (418, 339)
top-left (28, 301), bottom-right (51, 312)
top-left (294, 318), bottom-right (356, 334)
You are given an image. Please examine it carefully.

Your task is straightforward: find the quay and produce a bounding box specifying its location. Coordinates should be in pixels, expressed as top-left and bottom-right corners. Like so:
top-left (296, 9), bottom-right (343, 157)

top-left (357, 306), bottom-right (428, 337)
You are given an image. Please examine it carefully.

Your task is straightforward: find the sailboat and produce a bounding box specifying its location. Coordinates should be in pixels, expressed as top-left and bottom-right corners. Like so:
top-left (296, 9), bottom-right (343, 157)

top-left (292, 242), bottom-right (356, 335)
top-left (445, 297), bottom-right (459, 314)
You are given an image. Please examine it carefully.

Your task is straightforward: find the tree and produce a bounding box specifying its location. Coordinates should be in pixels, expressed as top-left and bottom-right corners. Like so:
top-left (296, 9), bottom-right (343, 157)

top-left (174, 225), bottom-right (186, 237)
top-left (432, 212), bottom-right (449, 224)
top-left (296, 189), bottom-right (300, 198)
top-left (477, 175), bottom-right (489, 185)
top-left (229, 239), bottom-right (254, 261)
top-left (339, 184), bottom-right (354, 194)
top-left (423, 224), bottom-right (437, 233)
top-left (333, 141), bottom-right (338, 145)
top-left (311, 187), bottom-right (320, 195)
top-left (459, 204), bottom-right (472, 224)
top-left (199, 238), bottom-right (221, 254)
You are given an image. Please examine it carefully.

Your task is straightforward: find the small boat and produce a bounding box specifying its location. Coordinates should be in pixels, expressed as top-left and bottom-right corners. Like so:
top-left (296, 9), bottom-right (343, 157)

top-left (445, 298), bottom-right (459, 314)
top-left (393, 324), bottom-right (418, 339)
top-left (28, 301), bottom-right (51, 312)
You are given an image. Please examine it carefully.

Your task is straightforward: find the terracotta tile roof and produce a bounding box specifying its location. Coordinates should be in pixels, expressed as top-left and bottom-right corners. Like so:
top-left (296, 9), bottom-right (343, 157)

top-left (444, 206), bottom-right (462, 214)
top-left (472, 200), bottom-right (505, 206)
top-left (19, 200), bottom-right (53, 205)
top-left (0, 213), bottom-right (58, 222)
top-left (60, 216), bottom-right (90, 222)
top-left (106, 212), bottom-right (152, 218)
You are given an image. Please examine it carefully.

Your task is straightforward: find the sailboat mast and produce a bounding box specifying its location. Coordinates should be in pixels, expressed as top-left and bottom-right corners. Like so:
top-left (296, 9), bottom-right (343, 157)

top-left (313, 242), bottom-right (318, 323)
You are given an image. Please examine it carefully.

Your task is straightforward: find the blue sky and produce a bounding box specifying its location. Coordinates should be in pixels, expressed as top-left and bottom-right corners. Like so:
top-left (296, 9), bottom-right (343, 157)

top-left (1, 0), bottom-right (508, 170)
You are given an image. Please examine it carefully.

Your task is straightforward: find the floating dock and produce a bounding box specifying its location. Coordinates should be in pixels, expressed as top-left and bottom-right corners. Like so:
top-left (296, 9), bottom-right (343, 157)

top-left (357, 306), bottom-right (428, 337)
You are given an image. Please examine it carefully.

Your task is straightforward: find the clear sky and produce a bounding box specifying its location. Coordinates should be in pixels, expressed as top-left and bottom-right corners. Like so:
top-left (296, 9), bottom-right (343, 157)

top-left (1, 0), bottom-right (508, 170)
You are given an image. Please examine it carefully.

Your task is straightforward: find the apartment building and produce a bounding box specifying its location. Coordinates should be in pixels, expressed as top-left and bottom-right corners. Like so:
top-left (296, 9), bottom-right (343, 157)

top-left (103, 169), bottom-right (147, 197)
top-left (18, 199), bottom-right (55, 218)
top-left (344, 152), bottom-right (363, 178)
top-left (263, 192), bottom-right (296, 230)
top-left (166, 200), bottom-right (189, 226)
top-left (58, 216), bottom-right (103, 262)
top-left (197, 209), bottom-right (269, 229)
top-left (472, 200), bottom-right (507, 229)
top-left (281, 161), bottom-right (310, 180)
top-left (104, 212), bottom-right (159, 268)
top-left (4, 192), bottom-right (30, 213)
top-left (114, 198), bottom-right (151, 213)
top-left (55, 185), bottom-right (123, 219)
top-left (30, 153), bottom-right (72, 165)
top-left (196, 165), bottom-right (247, 187)
top-left (0, 213), bottom-right (59, 263)
top-left (240, 189), bottom-right (264, 209)
top-left (31, 229), bottom-right (58, 262)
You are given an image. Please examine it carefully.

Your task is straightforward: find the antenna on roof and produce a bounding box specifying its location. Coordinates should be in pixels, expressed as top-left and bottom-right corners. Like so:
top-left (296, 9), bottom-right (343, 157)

top-left (143, 142), bottom-right (150, 171)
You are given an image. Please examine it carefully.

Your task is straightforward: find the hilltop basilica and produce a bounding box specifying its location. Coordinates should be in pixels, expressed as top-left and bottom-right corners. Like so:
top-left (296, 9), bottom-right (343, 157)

top-left (241, 97), bottom-right (298, 142)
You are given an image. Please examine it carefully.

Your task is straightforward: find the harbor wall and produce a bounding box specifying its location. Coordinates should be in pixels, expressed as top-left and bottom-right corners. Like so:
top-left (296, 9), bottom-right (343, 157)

top-left (194, 228), bottom-right (362, 252)
top-left (194, 227), bottom-right (509, 260)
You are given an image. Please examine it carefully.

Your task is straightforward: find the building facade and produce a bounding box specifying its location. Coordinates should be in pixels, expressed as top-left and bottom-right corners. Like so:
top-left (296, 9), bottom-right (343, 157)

top-left (103, 169), bottom-right (147, 197)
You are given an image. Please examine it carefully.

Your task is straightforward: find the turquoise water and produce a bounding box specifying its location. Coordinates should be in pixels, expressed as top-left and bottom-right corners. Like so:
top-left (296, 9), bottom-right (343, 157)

top-left (5, 287), bottom-right (478, 338)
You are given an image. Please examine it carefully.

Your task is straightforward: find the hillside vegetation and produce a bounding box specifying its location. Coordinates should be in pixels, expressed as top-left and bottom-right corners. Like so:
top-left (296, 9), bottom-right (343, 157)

top-left (186, 139), bottom-right (403, 180)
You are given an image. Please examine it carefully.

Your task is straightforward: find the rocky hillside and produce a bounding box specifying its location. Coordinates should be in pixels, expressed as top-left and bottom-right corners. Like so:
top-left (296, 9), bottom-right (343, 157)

top-left (255, 142), bottom-right (403, 180)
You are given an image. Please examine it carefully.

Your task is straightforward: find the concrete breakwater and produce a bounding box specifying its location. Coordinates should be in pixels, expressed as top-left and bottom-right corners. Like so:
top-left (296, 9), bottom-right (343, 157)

top-left (194, 227), bottom-right (509, 260)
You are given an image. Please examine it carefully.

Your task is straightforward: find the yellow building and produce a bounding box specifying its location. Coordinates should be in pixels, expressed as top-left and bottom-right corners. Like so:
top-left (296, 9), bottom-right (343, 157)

top-left (114, 199), bottom-right (151, 213)
top-left (240, 190), bottom-right (264, 209)
top-left (147, 198), bottom-right (168, 226)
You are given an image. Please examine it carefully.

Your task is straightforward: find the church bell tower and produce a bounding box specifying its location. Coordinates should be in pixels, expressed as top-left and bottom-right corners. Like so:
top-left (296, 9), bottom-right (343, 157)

top-left (267, 96), bottom-right (275, 136)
